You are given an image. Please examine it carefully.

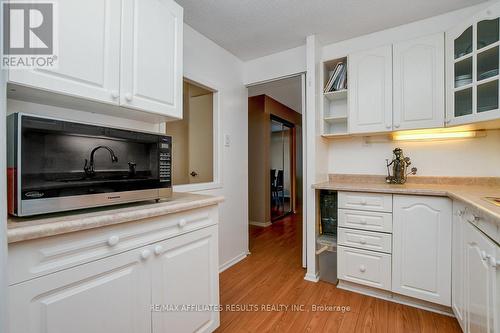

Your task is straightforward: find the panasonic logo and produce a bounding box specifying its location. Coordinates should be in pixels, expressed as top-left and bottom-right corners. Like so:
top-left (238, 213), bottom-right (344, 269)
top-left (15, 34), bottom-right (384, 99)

top-left (25, 191), bottom-right (44, 199)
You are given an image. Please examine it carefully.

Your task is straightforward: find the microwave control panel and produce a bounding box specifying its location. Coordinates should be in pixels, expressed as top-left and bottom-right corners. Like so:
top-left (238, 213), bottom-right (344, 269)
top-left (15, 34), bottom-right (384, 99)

top-left (159, 137), bottom-right (172, 185)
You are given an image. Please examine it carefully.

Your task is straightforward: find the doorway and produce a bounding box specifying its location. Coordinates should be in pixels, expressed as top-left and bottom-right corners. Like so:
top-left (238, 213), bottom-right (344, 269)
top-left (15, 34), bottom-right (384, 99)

top-left (270, 116), bottom-right (294, 220)
top-left (247, 74), bottom-right (305, 266)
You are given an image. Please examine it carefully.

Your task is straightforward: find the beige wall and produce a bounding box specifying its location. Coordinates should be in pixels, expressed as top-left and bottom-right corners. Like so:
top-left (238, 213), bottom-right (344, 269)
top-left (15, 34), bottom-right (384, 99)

top-left (166, 81), bottom-right (213, 185)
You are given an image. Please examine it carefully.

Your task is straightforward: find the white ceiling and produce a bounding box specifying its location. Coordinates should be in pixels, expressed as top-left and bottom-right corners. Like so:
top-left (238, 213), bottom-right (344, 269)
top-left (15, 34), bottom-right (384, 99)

top-left (177, 0), bottom-right (487, 61)
top-left (248, 76), bottom-right (302, 113)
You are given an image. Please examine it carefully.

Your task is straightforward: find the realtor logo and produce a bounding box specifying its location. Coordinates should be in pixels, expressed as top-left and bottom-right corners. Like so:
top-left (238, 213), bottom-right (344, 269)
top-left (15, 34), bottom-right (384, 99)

top-left (2, 1), bottom-right (58, 68)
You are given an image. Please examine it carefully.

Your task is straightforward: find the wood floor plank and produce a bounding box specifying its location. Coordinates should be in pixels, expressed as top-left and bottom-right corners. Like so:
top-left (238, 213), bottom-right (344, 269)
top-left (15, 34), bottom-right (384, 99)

top-left (216, 213), bottom-right (461, 333)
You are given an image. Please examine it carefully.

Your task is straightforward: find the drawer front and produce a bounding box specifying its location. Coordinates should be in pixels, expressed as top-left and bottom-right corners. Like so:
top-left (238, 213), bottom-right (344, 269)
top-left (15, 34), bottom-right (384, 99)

top-left (338, 192), bottom-right (393, 212)
top-left (338, 227), bottom-right (392, 253)
top-left (337, 246), bottom-right (392, 291)
top-left (338, 209), bottom-right (393, 233)
top-left (9, 205), bottom-right (218, 285)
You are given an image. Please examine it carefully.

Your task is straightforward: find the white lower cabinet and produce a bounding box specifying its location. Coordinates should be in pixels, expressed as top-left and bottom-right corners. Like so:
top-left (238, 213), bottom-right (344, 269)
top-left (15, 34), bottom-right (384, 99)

top-left (9, 241), bottom-right (152, 333)
top-left (392, 195), bottom-right (452, 306)
top-left (337, 246), bottom-right (392, 290)
top-left (452, 201), bottom-right (467, 331)
top-left (9, 223), bottom-right (219, 333)
top-left (152, 226), bottom-right (219, 333)
top-left (464, 221), bottom-right (497, 333)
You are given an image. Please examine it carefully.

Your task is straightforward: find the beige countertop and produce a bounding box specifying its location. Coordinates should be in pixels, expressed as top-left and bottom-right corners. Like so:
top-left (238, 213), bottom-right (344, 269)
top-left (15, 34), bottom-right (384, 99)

top-left (7, 192), bottom-right (224, 244)
top-left (313, 175), bottom-right (500, 224)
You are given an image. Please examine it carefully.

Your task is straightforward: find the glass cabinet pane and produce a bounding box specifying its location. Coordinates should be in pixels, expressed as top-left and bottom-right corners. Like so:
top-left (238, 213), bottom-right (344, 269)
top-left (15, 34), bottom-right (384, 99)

top-left (455, 26), bottom-right (473, 59)
top-left (455, 88), bottom-right (473, 117)
top-left (477, 80), bottom-right (499, 112)
top-left (455, 57), bottom-right (472, 88)
top-left (477, 18), bottom-right (499, 50)
top-left (477, 46), bottom-right (499, 81)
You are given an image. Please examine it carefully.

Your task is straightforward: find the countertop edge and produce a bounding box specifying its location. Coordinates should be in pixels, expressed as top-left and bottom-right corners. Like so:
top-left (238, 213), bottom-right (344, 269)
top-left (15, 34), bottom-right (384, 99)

top-left (313, 182), bottom-right (500, 224)
top-left (7, 195), bottom-right (225, 244)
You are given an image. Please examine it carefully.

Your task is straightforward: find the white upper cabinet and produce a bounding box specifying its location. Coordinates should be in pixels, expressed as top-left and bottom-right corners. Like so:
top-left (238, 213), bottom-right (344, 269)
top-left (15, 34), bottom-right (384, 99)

top-left (8, 0), bottom-right (183, 120)
top-left (348, 45), bottom-right (393, 134)
top-left (393, 33), bottom-right (445, 130)
top-left (120, 0), bottom-right (183, 118)
top-left (8, 0), bottom-right (122, 105)
top-left (446, 2), bottom-right (500, 126)
top-left (392, 195), bottom-right (452, 306)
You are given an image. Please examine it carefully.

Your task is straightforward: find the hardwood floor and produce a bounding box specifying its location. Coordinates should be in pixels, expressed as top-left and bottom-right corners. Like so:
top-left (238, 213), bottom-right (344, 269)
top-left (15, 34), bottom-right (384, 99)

top-left (217, 213), bottom-right (462, 333)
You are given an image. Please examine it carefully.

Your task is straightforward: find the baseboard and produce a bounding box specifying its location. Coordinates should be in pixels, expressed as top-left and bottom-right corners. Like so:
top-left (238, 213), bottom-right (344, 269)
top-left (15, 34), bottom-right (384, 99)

top-left (219, 252), bottom-right (248, 273)
top-left (304, 272), bottom-right (320, 282)
top-left (249, 220), bottom-right (272, 228)
top-left (337, 280), bottom-right (454, 317)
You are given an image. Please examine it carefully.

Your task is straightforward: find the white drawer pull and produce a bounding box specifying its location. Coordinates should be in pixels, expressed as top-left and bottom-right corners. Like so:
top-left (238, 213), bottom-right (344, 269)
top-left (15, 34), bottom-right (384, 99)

top-left (481, 251), bottom-right (487, 260)
top-left (107, 235), bottom-right (120, 247)
top-left (140, 249), bottom-right (151, 260)
top-left (125, 93), bottom-right (133, 102)
top-left (154, 245), bottom-right (163, 256)
top-left (359, 265), bottom-right (366, 273)
top-left (178, 219), bottom-right (187, 228)
top-left (360, 200), bottom-right (367, 205)
top-left (359, 238), bottom-right (367, 245)
top-left (111, 90), bottom-right (119, 99)
top-left (360, 219), bottom-right (367, 225)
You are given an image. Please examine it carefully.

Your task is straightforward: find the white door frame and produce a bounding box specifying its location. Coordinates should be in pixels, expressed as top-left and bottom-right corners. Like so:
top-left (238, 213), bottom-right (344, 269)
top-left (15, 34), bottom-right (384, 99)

top-left (246, 72), bottom-right (307, 268)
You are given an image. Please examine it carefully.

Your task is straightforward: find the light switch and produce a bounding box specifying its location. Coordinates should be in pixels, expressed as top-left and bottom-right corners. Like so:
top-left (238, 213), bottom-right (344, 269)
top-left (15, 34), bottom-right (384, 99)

top-left (224, 134), bottom-right (231, 147)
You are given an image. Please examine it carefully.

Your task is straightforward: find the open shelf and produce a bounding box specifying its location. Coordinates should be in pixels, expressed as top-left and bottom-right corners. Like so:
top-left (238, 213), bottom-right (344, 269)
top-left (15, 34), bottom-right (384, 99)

top-left (322, 56), bottom-right (348, 136)
top-left (324, 89), bottom-right (347, 101)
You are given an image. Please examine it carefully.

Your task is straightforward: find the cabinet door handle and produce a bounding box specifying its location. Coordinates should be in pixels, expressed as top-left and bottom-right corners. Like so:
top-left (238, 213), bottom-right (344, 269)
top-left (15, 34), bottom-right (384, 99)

top-left (360, 200), bottom-right (367, 205)
top-left (359, 238), bottom-right (367, 245)
top-left (107, 235), bottom-right (120, 247)
top-left (140, 249), bottom-right (151, 260)
top-left (457, 209), bottom-right (465, 217)
top-left (154, 245), bottom-right (163, 256)
top-left (394, 124), bottom-right (400, 128)
top-left (359, 219), bottom-right (367, 225)
top-left (359, 265), bottom-right (366, 273)
top-left (111, 91), bottom-right (119, 99)
top-left (178, 219), bottom-right (187, 228)
top-left (481, 250), bottom-right (487, 260)
top-left (125, 93), bottom-right (133, 102)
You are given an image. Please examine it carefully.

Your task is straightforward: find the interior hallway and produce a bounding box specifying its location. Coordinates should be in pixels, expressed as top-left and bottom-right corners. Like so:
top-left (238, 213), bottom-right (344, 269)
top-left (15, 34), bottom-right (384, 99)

top-left (217, 214), bottom-right (461, 333)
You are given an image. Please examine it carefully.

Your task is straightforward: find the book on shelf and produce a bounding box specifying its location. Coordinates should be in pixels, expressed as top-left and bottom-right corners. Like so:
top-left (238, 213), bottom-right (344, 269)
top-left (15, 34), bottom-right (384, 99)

top-left (324, 62), bottom-right (347, 93)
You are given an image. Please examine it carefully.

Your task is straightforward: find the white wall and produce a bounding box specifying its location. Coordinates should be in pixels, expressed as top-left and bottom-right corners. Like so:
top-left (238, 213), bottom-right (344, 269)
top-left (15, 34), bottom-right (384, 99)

top-left (329, 130), bottom-right (500, 176)
top-left (182, 24), bottom-right (249, 271)
top-left (244, 45), bottom-right (306, 85)
top-left (323, 2), bottom-right (500, 178)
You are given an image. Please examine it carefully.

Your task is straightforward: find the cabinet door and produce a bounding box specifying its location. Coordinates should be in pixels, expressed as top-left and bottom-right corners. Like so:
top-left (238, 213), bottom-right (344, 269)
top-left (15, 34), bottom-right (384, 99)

top-left (446, 2), bottom-right (500, 126)
top-left (151, 225), bottom-right (219, 333)
top-left (392, 195), bottom-right (452, 306)
top-left (452, 201), bottom-right (467, 331)
top-left (393, 33), bottom-right (445, 130)
top-left (8, 0), bottom-right (121, 105)
top-left (464, 222), bottom-right (496, 333)
top-left (120, 0), bottom-right (183, 118)
top-left (348, 45), bottom-right (393, 133)
top-left (9, 245), bottom-right (151, 333)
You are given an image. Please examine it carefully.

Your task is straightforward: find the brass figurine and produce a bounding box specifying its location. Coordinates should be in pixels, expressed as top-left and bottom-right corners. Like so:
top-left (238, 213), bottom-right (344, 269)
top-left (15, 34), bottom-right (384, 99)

top-left (385, 148), bottom-right (417, 184)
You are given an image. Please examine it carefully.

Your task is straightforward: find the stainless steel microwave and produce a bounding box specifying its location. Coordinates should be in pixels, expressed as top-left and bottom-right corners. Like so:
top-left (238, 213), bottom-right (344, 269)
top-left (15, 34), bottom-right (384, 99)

top-left (7, 113), bottom-right (172, 216)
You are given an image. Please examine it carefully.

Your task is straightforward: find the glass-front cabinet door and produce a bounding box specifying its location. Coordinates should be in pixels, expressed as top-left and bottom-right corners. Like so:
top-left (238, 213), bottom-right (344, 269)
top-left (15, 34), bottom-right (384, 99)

top-left (446, 3), bottom-right (500, 126)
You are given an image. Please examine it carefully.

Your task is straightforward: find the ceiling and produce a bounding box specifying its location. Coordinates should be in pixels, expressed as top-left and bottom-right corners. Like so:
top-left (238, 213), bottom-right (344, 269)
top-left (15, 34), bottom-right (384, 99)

top-left (248, 76), bottom-right (302, 113)
top-left (177, 0), bottom-right (487, 61)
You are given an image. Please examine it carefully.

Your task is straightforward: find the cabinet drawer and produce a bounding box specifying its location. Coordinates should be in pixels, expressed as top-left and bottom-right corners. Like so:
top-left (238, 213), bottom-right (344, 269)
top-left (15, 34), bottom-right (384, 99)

top-left (338, 192), bottom-right (393, 212)
top-left (8, 205), bottom-right (218, 285)
top-left (338, 209), bottom-right (392, 233)
top-left (338, 246), bottom-right (392, 291)
top-left (338, 227), bottom-right (392, 253)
